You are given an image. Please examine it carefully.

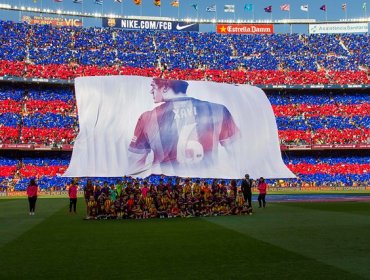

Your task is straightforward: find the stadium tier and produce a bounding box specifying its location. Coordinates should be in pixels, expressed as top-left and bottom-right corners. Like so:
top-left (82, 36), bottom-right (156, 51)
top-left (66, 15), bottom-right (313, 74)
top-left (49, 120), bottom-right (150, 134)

top-left (0, 84), bottom-right (77, 145)
top-left (0, 20), bottom-right (369, 190)
top-left (0, 152), bottom-right (369, 190)
top-left (1, 85), bottom-right (369, 146)
top-left (270, 91), bottom-right (370, 145)
top-left (0, 20), bottom-right (370, 84)
top-left (1, 153), bottom-right (370, 190)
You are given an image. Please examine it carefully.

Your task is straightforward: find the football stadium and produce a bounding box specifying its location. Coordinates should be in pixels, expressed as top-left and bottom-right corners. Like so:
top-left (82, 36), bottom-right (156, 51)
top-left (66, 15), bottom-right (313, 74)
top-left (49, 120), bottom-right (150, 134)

top-left (0, 0), bottom-right (370, 279)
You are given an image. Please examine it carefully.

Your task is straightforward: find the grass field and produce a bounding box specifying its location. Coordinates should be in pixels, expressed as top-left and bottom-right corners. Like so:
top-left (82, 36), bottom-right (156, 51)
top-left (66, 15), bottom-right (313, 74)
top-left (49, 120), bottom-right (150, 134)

top-left (0, 198), bottom-right (369, 280)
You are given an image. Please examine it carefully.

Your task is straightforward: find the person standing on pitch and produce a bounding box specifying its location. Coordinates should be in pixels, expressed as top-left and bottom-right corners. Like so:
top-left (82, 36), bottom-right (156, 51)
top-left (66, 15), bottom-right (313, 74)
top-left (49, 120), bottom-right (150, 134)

top-left (27, 178), bottom-right (38, 216)
top-left (257, 177), bottom-right (268, 208)
top-left (241, 174), bottom-right (253, 208)
top-left (68, 178), bottom-right (78, 214)
top-left (84, 179), bottom-right (94, 217)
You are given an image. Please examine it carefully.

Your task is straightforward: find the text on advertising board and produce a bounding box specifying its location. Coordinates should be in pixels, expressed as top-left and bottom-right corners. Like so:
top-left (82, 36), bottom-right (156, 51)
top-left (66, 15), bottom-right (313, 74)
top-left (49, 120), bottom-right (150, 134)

top-left (309, 23), bottom-right (368, 34)
top-left (103, 18), bottom-right (199, 31)
top-left (22, 15), bottom-right (82, 27)
top-left (217, 24), bottom-right (274, 34)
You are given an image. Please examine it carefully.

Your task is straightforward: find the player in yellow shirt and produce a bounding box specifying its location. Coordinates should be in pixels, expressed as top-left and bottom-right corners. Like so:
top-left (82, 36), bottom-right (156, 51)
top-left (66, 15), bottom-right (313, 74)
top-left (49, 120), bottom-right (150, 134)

top-left (87, 196), bottom-right (97, 219)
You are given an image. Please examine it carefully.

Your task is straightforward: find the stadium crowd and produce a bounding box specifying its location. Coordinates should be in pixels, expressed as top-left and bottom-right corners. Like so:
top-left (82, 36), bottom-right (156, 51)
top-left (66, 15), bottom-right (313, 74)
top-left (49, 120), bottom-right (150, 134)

top-left (0, 20), bottom-right (369, 191)
top-left (0, 85), bottom-right (77, 145)
top-left (0, 21), bottom-right (370, 84)
top-left (270, 91), bottom-right (370, 145)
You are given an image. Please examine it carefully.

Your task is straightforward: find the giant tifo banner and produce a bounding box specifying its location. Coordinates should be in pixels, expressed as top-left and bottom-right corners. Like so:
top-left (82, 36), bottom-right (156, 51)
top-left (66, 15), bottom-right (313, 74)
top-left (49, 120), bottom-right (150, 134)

top-left (64, 76), bottom-right (295, 179)
top-left (309, 23), bottom-right (368, 34)
top-left (216, 24), bottom-right (274, 34)
top-left (21, 15), bottom-right (83, 27)
top-left (102, 18), bottom-right (199, 31)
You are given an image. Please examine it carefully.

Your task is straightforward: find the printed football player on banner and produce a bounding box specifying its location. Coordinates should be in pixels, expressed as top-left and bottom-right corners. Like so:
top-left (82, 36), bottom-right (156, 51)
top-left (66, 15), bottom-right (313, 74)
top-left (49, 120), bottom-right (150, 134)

top-left (127, 78), bottom-right (240, 175)
top-left (64, 75), bottom-right (295, 179)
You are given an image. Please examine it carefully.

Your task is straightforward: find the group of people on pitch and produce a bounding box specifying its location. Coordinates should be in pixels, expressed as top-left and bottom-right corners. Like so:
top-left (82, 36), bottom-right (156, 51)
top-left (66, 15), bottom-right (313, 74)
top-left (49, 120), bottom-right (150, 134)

top-left (82, 175), bottom-right (268, 220)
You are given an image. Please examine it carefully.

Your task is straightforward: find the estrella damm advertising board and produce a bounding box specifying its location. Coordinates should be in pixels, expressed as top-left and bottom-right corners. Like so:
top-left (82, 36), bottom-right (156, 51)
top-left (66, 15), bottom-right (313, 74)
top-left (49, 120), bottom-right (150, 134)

top-left (217, 24), bottom-right (274, 34)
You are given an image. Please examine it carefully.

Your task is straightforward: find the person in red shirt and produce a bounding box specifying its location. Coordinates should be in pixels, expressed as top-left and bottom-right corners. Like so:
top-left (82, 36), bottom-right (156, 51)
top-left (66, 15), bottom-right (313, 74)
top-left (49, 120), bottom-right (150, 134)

top-left (68, 178), bottom-right (78, 214)
top-left (26, 178), bottom-right (38, 216)
top-left (257, 177), bottom-right (268, 208)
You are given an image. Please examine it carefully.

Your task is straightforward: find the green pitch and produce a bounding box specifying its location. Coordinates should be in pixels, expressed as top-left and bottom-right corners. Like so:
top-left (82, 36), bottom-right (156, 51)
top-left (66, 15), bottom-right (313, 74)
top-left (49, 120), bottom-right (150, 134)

top-left (0, 198), bottom-right (369, 280)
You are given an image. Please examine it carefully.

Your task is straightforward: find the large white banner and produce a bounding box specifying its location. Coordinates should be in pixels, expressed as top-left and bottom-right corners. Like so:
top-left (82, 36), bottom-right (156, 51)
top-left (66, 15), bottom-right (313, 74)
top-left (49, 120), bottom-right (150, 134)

top-left (64, 76), bottom-right (295, 179)
top-left (309, 23), bottom-right (368, 34)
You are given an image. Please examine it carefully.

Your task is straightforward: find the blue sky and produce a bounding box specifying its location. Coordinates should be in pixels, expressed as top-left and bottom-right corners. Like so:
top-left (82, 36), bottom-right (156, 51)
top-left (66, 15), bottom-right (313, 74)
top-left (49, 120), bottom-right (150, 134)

top-left (0, 0), bottom-right (368, 33)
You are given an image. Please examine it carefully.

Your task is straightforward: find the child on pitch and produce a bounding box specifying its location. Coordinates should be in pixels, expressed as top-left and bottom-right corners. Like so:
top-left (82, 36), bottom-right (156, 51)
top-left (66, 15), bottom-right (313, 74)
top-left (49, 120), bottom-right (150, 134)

top-left (241, 203), bottom-right (253, 215)
top-left (161, 193), bottom-right (170, 210)
top-left (104, 196), bottom-right (112, 216)
top-left (228, 200), bottom-right (237, 215)
top-left (212, 203), bottom-right (219, 216)
top-left (94, 185), bottom-right (102, 203)
top-left (84, 179), bottom-right (94, 218)
top-left (109, 183), bottom-right (118, 202)
top-left (87, 196), bottom-right (97, 219)
top-left (187, 204), bottom-right (195, 218)
top-left (115, 180), bottom-right (123, 198)
top-left (97, 192), bottom-right (106, 217)
top-left (199, 203), bottom-right (207, 217)
top-left (218, 203), bottom-right (229, 216)
top-left (137, 193), bottom-right (145, 210)
top-left (134, 182), bottom-right (141, 195)
top-left (166, 200), bottom-right (173, 218)
top-left (101, 181), bottom-right (110, 196)
top-left (182, 178), bottom-right (191, 197)
top-left (142, 201), bottom-right (149, 219)
top-left (144, 192), bottom-right (154, 210)
top-left (107, 204), bottom-right (116, 219)
top-left (133, 203), bottom-right (143, 219)
top-left (169, 192), bottom-right (177, 206)
top-left (141, 181), bottom-right (149, 198)
top-left (114, 198), bottom-right (121, 219)
top-left (203, 201), bottom-right (212, 216)
top-left (236, 190), bottom-right (245, 207)
top-left (193, 201), bottom-right (201, 217)
top-left (180, 205), bottom-right (187, 218)
top-left (126, 194), bottom-right (135, 219)
top-left (157, 204), bottom-right (167, 218)
top-left (149, 203), bottom-right (158, 218)
top-left (191, 179), bottom-right (201, 196)
top-left (202, 181), bottom-right (211, 201)
top-left (170, 202), bottom-right (180, 218)
top-left (120, 198), bottom-right (128, 219)
top-left (235, 192), bottom-right (244, 215)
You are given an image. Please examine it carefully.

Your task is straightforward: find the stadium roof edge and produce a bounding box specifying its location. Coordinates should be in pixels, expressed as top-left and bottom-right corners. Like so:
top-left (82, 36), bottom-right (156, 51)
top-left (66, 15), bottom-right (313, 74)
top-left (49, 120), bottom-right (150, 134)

top-left (2, 4), bottom-right (370, 24)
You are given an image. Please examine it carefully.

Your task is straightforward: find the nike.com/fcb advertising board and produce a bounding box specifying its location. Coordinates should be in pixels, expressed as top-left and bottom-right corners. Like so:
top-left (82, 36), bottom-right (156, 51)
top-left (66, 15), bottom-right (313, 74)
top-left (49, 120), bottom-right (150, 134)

top-left (103, 18), bottom-right (199, 31)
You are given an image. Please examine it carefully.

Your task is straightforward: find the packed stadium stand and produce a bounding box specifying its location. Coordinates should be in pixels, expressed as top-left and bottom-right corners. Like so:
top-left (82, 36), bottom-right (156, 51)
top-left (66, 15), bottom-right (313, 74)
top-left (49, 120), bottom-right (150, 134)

top-left (0, 20), bottom-right (369, 191)
top-left (1, 20), bottom-right (370, 83)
